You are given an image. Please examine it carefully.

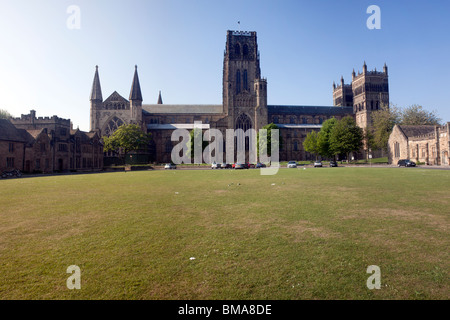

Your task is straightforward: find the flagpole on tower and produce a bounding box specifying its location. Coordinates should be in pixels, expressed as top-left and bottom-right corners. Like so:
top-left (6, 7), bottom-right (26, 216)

top-left (238, 21), bottom-right (240, 31)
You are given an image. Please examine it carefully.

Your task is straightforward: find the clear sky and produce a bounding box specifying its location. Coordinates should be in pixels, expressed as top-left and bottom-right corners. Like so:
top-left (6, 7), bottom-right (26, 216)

top-left (0, 0), bottom-right (449, 131)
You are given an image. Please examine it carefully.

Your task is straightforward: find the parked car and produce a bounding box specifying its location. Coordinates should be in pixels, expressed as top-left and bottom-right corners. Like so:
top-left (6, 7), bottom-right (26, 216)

top-left (211, 162), bottom-right (221, 169)
top-left (329, 161), bottom-right (338, 167)
top-left (1, 169), bottom-right (22, 179)
top-left (164, 163), bottom-right (177, 170)
top-left (247, 163), bottom-right (255, 168)
top-left (221, 163), bottom-right (231, 169)
top-left (234, 163), bottom-right (246, 169)
top-left (255, 162), bottom-right (266, 168)
top-left (314, 161), bottom-right (323, 167)
top-left (287, 161), bottom-right (297, 168)
top-left (397, 159), bottom-right (416, 167)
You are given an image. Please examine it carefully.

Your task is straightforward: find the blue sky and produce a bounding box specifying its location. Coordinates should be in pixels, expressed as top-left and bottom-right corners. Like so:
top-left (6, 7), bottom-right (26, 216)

top-left (0, 0), bottom-right (449, 131)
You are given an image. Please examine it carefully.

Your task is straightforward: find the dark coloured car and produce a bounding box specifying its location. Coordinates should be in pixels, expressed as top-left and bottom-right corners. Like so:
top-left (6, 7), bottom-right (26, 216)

top-left (397, 159), bottom-right (416, 167)
top-left (221, 163), bottom-right (231, 169)
top-left (234, 163), bottom-right (246, 169)
top-left (255, 162), bottom-right (266, 168)
top-left (329, 161), bottom-right (338, 167)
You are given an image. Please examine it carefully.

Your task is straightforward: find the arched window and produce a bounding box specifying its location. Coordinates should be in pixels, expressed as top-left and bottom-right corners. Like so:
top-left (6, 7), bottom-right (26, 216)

top-left (236, 113), bottom-right (252, 131)
top-left (302, 117), bottom-right (307, 124)
top-left (103, 116), bottom-right (124, 136)
top-left (243, 44), bottom-right (249, 57)
top-left (394, 142), bottom-right (400, 158)
top-left (234, 43), bottom-right (240, 56)
top-left (243, 70), bottom-right (248, 91)
top-left (294, 141), bottom-right (298, 151)
top-left (235, 113), bottom-right (252, 152)
top-left (290, 116), bottom-right (296, 124)
top-left (273, 116), bottom-right (279, 123)
top-left (236, 70), bottom-right (241, 94)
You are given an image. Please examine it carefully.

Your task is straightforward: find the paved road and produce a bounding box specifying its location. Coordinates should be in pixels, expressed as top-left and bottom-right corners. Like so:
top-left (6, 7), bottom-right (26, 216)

top-left (161, 164), bottom-right (450, 171)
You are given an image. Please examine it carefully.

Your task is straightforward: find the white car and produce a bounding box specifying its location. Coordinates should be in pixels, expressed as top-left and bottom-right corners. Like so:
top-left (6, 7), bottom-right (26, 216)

top-left (287, 161), bottom-right (297, 168)
top-left (211, 162), bottom-right (221, 169)
top-left (314, 161), bottom-right (322, 167)
top-left (164, 163), bottom-right (177, 169)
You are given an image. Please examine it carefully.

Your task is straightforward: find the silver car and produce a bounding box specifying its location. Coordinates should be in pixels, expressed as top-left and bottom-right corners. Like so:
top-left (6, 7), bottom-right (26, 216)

top-left (164, 163), bottom-right (177, 169)
top-left (287, 161), bottom-right (297, 168)
top-left (211, 162), bottom-right (221, 169)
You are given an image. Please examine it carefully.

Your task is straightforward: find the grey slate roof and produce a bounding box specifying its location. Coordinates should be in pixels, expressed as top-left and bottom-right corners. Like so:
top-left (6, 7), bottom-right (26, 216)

top-left (0, 119), bottom-right (27, 142)
top-left (398, 125), bottom-right (436, 138)
top-left (268, 105), bottom-right (353, 116)
top-left (143, 104), bottom-right (223, 115)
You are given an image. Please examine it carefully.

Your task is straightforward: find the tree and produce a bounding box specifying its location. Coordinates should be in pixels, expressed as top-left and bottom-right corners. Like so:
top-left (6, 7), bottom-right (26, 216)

top-left (370, 104), bottom-right (441, 152)
top-left (303, 130), bottom-right (321, 160)
top-left (399, 104), bottom-right (441, 126)
top-left (317, 117), bottom-right (338, 159)
top-left (189, 127), bottom-right (209, 159)
top-left (370, 104), bottom-right (400, 152)
top-left (0, 109), bottom-right (13, 119)
top-left (329, 116), bottom-right (363, 161)
top-left (257, 123), bottom-right (283, 158)
top-left (102, 124), bottom-right (151, 162)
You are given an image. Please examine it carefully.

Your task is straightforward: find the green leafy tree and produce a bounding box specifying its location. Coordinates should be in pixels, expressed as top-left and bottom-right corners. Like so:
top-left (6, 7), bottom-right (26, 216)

top-left (399, 104), bottom-right (441, 125)
top-left (189, 128), bottom-right (209, 159)
top-left (103, 124), bottom-right (151, 162)
top-left (0, 109), bottom-right (13, 119)
top-left (370, 104), bottom-right (400, 152)
top-left (303, 130), bottom-right (321, 160)
top-left (329, 116), bottom-right (363, 161)
top-left (257, 123), bottom-right (283, 158)
top-left (317, 117), bottom-right (338, 159)
top-left (363, 129), bottom-right (377, 155)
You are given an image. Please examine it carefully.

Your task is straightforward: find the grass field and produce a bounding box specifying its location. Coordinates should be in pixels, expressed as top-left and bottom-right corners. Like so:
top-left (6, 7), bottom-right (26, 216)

top-left (0, 167), bottom-right (448, 300)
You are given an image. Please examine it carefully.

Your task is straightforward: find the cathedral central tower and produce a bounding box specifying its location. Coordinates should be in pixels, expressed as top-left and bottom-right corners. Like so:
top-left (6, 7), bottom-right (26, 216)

top-left (222, 31), bottom-right (268, 131)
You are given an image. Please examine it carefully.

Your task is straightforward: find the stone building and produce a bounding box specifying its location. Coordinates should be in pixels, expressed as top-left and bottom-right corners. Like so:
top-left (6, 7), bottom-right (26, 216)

top-left (2, 110), bottom-right (104, 173)
top-left (0, 119), bottom-right (27, 173)
top-left (89, 30), bottom-right (389, 163)
top-left (333, 62), bottom-right (389, 129)
top-left (388, 123), bottom-right (450, 166)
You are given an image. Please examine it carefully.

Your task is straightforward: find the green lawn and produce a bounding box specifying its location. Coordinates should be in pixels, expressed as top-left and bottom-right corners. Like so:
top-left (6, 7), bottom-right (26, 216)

top-left (0, 167), bottom-right (448, 300)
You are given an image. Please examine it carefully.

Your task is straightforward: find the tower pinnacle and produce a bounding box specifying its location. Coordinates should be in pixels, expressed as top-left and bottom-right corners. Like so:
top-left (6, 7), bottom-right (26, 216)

top-left (129, 65), bottom-right (143, 101)
top-left (90, 65), bottom-right (103, 102)
top-left (157, 90), bottom-right (163, 104)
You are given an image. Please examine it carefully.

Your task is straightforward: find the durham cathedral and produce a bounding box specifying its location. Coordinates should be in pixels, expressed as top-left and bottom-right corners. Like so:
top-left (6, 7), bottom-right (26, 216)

top-left (91, 30), bottom-right (390, 164)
